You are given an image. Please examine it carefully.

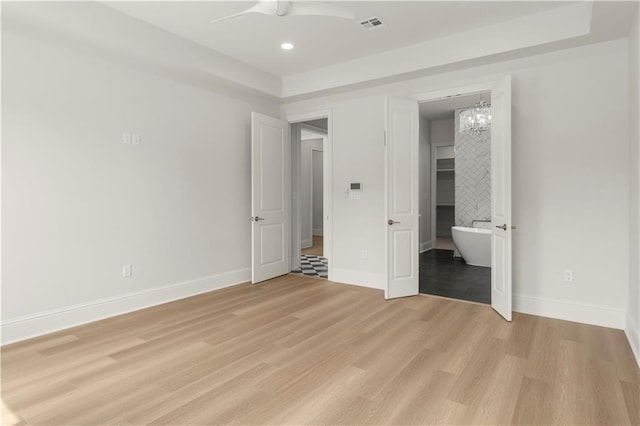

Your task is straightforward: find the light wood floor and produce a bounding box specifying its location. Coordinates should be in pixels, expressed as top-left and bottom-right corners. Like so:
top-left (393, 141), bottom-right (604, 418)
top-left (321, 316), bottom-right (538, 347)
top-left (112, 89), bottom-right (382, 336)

top-left (2, 275), bottom-right (639, 425)
top-left (302, 235), bottom-right (323, 256)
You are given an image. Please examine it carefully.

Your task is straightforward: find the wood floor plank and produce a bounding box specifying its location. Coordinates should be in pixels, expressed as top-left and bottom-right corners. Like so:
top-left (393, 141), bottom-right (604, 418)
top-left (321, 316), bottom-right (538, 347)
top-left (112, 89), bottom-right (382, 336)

top-left (511, 376), bottom-right (554, 425)
top-left (620, 379), bottom-right (640, 425)
top-left (2, 274), bottom-right (638, 425)
top-left (387, 369), bottom-right (458, 425)
top-left (301, 235), bottom-right (323, 256)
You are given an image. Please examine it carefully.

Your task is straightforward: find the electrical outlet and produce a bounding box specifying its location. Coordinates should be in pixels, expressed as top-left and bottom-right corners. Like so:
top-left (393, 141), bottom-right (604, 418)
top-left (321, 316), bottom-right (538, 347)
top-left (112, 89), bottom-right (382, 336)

top-left (361, 250), bottom-right (368, 259)
top-left (563, 269), bottom-right (573, 282)
top-left (122, 264), bottom-right (132, 278)
top-left (122, 132), bottom-right (131, 144)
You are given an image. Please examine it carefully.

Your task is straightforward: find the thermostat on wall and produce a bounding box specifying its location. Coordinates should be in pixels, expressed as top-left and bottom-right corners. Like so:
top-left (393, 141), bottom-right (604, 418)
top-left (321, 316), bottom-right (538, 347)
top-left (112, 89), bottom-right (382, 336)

top-left (350, 183), bottom-right (362, 199)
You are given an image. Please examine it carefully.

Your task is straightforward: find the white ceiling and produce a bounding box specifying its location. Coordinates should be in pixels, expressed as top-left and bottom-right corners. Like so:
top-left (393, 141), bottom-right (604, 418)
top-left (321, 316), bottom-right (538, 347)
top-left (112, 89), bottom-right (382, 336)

top-left (104, 1), bottom-right (574, 77)
top-left (419, 92), bottom-right (490, 121)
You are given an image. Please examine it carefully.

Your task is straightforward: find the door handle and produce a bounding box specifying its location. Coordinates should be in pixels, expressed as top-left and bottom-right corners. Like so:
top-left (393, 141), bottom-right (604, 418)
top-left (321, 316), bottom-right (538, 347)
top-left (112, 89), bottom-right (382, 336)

top-left (252, 216), bottom-right (265, 222)
top-left (388, 219), bottom-right (400, 225)
top-left (495, 224), bottom-right (507, 231)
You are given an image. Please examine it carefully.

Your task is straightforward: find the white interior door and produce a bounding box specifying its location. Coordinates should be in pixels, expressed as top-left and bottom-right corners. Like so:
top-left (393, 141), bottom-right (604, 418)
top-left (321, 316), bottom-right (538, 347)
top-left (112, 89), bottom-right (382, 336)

top-left (490, 76), bottom-right (513, 320)
top-left (385, 97), bottom-right (419, 299)
top-left (251, 112), bottom-right (290, 284)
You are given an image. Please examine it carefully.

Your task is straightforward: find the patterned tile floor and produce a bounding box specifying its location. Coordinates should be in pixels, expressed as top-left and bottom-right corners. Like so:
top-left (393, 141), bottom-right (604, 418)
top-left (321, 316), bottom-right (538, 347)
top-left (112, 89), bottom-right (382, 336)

top-left (291, 254), bottom-right (328, 279)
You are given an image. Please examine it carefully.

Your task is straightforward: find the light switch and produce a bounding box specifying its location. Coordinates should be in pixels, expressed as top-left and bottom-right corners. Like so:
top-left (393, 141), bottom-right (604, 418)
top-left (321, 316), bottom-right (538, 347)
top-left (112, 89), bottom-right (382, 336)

top-left (132, 133), bottom-right (141, 145)
top-left (122, 133), bottom-right (131, 144)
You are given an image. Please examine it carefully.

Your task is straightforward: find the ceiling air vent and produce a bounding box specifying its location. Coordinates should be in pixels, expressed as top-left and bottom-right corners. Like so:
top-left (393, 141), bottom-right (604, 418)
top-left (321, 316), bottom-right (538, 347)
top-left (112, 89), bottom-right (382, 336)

top-left (359, 17), bottom-right (384, 30)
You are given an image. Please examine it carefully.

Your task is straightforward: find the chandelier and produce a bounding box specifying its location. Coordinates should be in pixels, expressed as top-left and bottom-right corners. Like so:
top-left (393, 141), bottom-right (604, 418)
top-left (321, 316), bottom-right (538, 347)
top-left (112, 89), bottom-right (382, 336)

top-left (459, 100), bottom-right (491, 136)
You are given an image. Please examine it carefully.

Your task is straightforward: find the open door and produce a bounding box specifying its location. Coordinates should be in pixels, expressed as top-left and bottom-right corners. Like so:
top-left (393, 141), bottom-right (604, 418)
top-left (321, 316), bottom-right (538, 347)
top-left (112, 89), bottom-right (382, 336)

top-left (490, 76), bottom-right (513, 320)
top-left (385, 97), bottom-right (420, 299)
top-left (251, 112), bottom-right (290, 284)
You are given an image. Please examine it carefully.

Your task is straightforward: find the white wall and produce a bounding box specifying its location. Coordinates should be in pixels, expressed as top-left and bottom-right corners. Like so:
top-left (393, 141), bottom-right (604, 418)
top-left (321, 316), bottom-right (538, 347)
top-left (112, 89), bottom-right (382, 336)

top-left (626, 6), bottom-right (640, 366)
top-left (430, 119), bottom-right (455, 145)
top-left (324, 97), bottom-right (386, 288)
top-left (1, 25), bottom-right (280, 343)
top-left (283, 39), bottom-right (630, 328)
top-left (300, 138), bottom-right (323, 246)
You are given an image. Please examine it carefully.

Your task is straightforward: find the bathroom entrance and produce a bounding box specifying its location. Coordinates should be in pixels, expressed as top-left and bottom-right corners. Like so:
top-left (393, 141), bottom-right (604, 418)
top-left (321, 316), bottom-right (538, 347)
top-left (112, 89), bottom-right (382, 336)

top-left (417, 92), bottom-right (493, 304)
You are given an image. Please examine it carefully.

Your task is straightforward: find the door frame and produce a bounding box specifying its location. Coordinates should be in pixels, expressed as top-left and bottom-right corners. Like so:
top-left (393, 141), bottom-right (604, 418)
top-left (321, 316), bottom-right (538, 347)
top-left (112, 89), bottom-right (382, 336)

top-left (285, 109), bottom-right (333, 280)
top-left (411, 76), bottom-right (512, 311)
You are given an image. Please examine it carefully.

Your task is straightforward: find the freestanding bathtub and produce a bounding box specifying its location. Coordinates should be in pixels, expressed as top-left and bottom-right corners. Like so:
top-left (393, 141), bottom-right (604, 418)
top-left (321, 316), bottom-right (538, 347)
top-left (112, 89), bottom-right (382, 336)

top-left (451, 226), bottom-right (491, 268)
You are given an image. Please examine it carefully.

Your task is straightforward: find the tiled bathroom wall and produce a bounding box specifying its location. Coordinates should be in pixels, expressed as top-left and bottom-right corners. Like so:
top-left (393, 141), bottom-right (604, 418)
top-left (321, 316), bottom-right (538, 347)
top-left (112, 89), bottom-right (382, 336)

top-left (454, 108), bottom-right (491, 228)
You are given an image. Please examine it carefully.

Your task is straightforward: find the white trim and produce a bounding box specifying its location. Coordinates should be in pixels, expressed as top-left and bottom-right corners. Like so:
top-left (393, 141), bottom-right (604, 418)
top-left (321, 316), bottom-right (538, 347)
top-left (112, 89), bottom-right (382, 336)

top-left (313, 228), bottom-right (324, 236)
top-left (1, 268), bottom-right (251, 346)
top-left (420, 241), bottom-right (433, 253)
top-left (301, 239), bottom-right (312, 249)
top-left (413, 82), bottom-right (495, 103)
top-left (625, 312), bottom-right (640, 368)
top-left (286, 110), bottom-right (332, 124)
top-left (513, 293), bottom-right (626, 330)
top-left (331, 268), bottom-right (385, 290)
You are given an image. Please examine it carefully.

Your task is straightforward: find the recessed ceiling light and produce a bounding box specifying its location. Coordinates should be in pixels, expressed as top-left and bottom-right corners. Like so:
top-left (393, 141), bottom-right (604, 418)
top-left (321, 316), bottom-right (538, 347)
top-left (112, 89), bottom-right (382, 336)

top-left (281, 42), bottom-right (294, 50)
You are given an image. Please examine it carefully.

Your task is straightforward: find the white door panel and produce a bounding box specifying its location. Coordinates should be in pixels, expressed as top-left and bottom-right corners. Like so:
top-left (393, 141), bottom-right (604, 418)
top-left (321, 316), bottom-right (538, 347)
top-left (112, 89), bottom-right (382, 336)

top-left (260, 223), bottom-right (285, 265)
top-left (386, 97), bottom-right (419, 299)
top-left (491, 76), bottom-right (513, 321)
top-left (393, 230), bottom-right (414, 279)
top-left (252, 112), bottom-right (290, 284)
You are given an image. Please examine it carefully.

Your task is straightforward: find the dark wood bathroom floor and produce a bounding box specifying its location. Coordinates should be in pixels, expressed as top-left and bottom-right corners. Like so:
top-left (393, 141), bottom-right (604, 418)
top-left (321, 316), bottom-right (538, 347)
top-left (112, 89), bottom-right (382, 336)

top-left (419, 249), bottom-right (491, 304)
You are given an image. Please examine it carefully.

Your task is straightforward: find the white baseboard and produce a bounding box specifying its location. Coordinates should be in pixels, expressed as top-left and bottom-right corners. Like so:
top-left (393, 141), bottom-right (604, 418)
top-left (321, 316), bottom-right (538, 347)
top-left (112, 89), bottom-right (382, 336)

top-left (625, 312), bottom-right (640, 368)
top-left (330, 268), bottom-right (385, 290)
top-left (513, 293), bottom-right (626, 330)
top-left (301, 239), bottom-right (312, 249)
top-left (420, 240), bottom-right (433, 253)
top-left (1, 268), bottom-right (251, 346)
top-left (312, 229), bottom-right (323, 236)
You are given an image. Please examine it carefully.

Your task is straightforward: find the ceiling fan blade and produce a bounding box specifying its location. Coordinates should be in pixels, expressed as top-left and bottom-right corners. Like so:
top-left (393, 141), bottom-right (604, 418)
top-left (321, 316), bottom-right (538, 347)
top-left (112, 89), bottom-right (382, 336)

top-left (210, 3), bottom-right (267, 24)
top-left (287, 1), bottom-right (355, 19)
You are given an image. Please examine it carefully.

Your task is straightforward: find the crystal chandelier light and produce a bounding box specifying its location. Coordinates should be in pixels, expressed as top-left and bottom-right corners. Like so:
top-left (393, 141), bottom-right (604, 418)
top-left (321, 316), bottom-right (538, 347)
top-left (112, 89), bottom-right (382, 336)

top-left (459, 100), bottom-right (492, 136)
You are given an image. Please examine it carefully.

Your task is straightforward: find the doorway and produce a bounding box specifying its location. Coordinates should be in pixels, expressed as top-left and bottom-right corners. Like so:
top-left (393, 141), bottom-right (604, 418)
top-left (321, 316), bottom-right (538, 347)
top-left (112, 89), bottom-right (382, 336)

top-left (289, 116), bottom-right (331, 280)
top-left (384, 76), bottom-right (512, 320)
top-left (304, 148), bottom-right (324, 256)
top-left (418, 92), bottom-right (492, 304)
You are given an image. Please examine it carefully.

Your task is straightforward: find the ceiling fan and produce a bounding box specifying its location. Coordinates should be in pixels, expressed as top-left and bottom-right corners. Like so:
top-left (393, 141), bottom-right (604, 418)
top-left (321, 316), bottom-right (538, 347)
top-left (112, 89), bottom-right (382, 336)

top-left (210, 0), bottom-right (355, 23)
